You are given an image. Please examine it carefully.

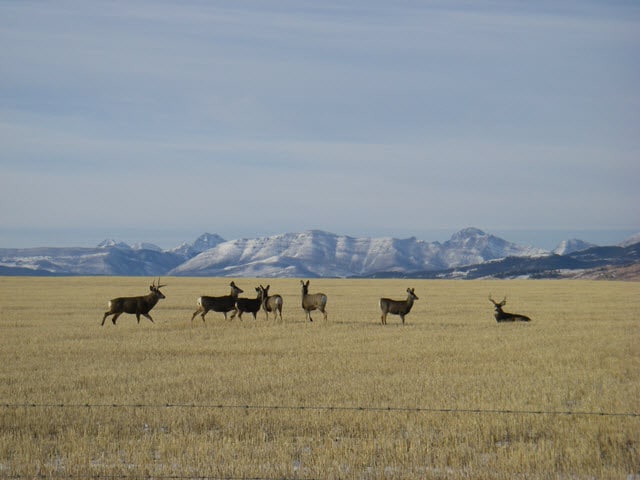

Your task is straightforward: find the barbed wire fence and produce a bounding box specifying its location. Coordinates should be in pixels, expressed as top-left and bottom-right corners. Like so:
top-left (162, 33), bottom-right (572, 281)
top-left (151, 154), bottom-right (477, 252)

top-left (2, 402), bottom-right (638, 416)
top-left (1, 402), bottom-right (638, 480)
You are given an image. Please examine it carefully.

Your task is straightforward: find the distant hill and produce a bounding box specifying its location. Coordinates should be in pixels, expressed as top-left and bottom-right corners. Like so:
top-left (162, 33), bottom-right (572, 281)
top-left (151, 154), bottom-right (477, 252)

top-left (0, 245), bottom-right (185, 276)
top-left (552, 238), bottom-right (596, 255)
top-left (376, 243), bottom-right (640, 280)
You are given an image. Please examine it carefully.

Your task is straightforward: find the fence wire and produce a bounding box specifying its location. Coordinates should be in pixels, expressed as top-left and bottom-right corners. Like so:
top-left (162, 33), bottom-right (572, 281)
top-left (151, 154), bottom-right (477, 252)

top-left (1, 402), bottom-right (638, 417)
top-left (3, 476), bottom-right (292, 480)
top-left (1, 403), bottom-right (637, 480)
top-left (1, 477), bottom-right (299, 480)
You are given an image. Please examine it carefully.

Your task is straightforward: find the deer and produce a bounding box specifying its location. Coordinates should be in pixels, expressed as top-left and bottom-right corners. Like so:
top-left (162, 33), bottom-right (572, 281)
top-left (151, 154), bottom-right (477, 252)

top-left (259, 284), bottom-right (283, 321)
top-left (300, 280), bottom-right (327, 322)
top-left (379, 288), bottom-right (418, 325)
top-left (489, 295), bottom-right (531, 322)
top-left (236, 287), bottom-right (264, 320)
top-left (191, 281), bottom-right (243, 322)
top-left (101, 279), bottom-right (166, 326)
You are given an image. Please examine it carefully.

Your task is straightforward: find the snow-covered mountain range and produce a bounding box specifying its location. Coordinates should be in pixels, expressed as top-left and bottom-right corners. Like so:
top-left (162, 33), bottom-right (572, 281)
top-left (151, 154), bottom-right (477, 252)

top-left (0, 228), bottom-right (637, 278)
top-left (169, 228), bottom-right (546, 277)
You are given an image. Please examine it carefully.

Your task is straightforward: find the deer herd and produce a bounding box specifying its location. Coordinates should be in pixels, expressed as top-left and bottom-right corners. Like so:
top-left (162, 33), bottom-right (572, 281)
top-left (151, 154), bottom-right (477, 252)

top-left (102, 279), bottom-right (532, 326)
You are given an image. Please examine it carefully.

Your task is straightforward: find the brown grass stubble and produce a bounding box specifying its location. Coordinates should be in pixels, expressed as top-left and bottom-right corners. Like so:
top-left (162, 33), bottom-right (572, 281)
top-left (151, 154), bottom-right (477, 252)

top-left (0, 276), bottom-right (638, 478)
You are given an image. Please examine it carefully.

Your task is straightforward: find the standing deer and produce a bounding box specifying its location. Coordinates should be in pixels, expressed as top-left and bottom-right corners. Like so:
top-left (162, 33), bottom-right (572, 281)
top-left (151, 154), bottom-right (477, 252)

top-left (489, 295), bottom-right (531, 322)
top-left (260, 284), bottom-right (283, 321)
top-left (379, 288), bottom-right (418, 325)
top-left (191, 281), bottom-right (243, 322)
top-left (236, 287), bottom-right (264, 320)
top-left (101, 279), bottom-right (166, 326)
top-left (300, 280), bottom-right (327, 322)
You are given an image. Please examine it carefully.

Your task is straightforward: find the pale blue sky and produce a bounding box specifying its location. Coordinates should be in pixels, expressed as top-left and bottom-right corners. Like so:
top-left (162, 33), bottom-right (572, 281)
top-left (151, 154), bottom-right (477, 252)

top-left (1, 1), bottom-right (638, 249)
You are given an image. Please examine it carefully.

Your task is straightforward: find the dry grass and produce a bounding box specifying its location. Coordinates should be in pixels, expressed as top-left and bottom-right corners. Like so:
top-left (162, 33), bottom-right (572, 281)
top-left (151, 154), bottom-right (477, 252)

top-left (0, 277), bottom-right (638, 479)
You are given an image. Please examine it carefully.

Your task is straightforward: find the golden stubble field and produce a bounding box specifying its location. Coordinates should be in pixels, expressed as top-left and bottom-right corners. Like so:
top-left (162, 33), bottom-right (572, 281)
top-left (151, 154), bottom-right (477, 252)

top-left (0, 276), bottom-right (638, 479)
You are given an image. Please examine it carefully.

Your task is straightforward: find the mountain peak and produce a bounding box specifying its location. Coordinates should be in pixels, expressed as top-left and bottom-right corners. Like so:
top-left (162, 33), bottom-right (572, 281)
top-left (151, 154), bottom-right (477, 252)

top-left (192, 233), bottom-right (225, 252)
top-left (168, 233), bottom-right (226, 259)
top-left (300, 229), bottom-right (335, 237)
top-left (97, 239), bottom-right (130, 249)
top-left (620, 232), bottom-right (640, 248)
top-left (553, 239), bottom-right (596, 256)
top-left (450, 227), bottom-right (486, 241)
top-left (131, 242), bottom-right (162, 252)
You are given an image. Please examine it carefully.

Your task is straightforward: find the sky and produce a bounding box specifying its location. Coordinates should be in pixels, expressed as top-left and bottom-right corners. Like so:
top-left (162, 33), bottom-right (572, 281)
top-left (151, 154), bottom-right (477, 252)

top-left (1, 1), bottom-right (638, 250)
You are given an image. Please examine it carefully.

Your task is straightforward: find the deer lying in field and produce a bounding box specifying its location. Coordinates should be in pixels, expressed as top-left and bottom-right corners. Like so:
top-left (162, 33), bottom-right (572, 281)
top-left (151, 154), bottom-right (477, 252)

top-left (191, 281), bottom-right (243, 322)
top-left (489, 295), bottom-right (531, 322)
top-left (260, 284), bottom-right (283, 321)
top-left (300, 280), bottom-right (327, 322)
top-left (236, 287), bottom-right (264, 320)
top-left (101, 279), bottom-right (166, 326)
top-left (379, 288), bottom-right (418, 325)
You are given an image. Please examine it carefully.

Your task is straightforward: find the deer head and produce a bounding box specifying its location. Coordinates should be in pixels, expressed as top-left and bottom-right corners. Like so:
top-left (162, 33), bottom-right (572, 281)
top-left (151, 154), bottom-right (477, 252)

top-left (150, 278), bottom-right (166, 298)
top-left (229, 281), bottom-right (243, 297)
top-left (488, 295), bottom-right (506, 308)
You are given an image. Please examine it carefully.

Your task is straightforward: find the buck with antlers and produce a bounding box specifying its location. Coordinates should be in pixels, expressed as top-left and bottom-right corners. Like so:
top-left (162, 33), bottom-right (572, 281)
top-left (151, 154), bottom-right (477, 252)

top-left (101, 279), bottom-right (166, 326)
top-left (191, 281), bottom-right (243, 322)
top-left (379, 288), bottom-right (419, 325)
top-left (300, 280), bottom-right (327, 322)
top-left (489, 295), bottom-right (531, 322)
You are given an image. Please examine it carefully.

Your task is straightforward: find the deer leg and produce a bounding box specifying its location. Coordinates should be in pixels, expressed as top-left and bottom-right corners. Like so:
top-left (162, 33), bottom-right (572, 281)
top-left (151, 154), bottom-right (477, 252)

top-left (101, 312), bottom-right (110, 326)
top-left (228, 308), bottom-right (238, 321)
top-left (400, 314), bottom-right (405, 325)
top-left (191, 308), bottom-right (202, 322)
top-left (142, 313), bottom-right (154, 323)
top-left (111, 313), bottom-right (122, 325)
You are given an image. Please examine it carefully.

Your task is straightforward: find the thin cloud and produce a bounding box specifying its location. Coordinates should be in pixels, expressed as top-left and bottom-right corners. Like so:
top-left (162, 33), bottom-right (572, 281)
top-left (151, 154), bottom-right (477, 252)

top-left (0, 1), bottom-right (638, 247)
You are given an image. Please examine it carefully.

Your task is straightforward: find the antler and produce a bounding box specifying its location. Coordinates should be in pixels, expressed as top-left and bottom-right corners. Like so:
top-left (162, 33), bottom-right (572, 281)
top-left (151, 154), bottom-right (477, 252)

top-left (488, 295), bottom-right (506, 306)
top-left (155, 277), bottom-right (167, 288)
